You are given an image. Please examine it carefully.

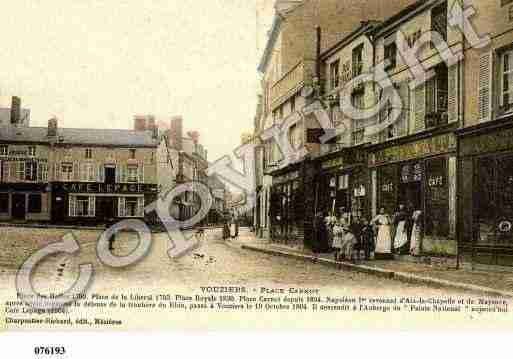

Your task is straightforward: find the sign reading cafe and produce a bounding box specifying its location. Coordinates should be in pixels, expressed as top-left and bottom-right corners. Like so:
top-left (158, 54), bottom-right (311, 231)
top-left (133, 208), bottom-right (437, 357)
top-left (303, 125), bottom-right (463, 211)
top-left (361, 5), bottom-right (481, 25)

top-left (54, 182), bottom-right (158, 194)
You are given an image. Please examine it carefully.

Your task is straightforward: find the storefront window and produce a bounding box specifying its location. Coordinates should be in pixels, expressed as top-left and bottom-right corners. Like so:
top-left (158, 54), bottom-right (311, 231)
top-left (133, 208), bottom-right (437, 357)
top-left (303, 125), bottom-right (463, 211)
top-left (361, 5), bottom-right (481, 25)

top-left (28, 194), bottom-right (42, 213)
top-left (70, 195), bottom-right (95, 217)
top-left (379, 164), bottom-right (398, 214)
top-left (425, 158), bottom-right (449, 238)
top-left (0, 193), bottom-right (8, 213)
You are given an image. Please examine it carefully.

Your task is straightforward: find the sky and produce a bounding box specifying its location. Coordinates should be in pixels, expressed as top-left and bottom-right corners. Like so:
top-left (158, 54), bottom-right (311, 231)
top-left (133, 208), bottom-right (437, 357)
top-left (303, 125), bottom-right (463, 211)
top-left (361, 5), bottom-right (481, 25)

top-left (0, 0), bottom-right (275, 161)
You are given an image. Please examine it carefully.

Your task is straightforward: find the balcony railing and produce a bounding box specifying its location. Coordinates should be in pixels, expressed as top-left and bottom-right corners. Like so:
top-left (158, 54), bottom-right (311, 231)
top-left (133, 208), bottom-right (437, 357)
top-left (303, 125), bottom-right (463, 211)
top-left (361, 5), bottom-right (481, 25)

top-left (270, 62), bottom-right (304, 108)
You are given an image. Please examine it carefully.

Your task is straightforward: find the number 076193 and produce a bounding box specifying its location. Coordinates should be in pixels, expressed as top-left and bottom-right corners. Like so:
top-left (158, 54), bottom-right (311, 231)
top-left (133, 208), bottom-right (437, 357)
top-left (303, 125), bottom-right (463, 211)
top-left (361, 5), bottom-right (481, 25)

top-left (34, 347), bottom-right (66, 355)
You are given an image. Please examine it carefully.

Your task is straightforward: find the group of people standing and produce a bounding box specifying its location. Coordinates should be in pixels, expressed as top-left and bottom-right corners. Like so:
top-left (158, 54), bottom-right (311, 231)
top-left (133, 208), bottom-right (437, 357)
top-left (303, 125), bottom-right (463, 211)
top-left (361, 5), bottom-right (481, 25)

top-left (222, 217), bottom-right (239, 240)
top-left (313, 204), bottom-right (423, 262)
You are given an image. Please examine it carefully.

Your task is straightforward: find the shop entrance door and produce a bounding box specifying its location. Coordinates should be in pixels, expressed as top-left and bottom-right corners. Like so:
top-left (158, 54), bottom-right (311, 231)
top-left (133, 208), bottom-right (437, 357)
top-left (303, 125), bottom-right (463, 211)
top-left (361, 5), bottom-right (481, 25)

top-left (97, 197), bottom-right (116, 221)
top-left (12, 194), bottom-right (26, 220)
top-left (399, 182), bottom-right (422, 212)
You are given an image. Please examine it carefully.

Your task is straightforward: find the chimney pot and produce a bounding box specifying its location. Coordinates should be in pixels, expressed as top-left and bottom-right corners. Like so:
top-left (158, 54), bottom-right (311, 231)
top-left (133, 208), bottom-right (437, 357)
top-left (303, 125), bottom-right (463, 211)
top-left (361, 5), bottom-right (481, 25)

top-left (48, 117), bottom-right (58, 137)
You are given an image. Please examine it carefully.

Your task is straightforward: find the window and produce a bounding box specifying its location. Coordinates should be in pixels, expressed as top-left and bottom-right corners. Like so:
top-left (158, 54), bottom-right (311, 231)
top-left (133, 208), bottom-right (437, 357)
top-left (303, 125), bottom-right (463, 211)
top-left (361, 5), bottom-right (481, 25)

top-left (339, 174), bottom-right (349, 190)
top-left (351, 91), bottom-right (364, 109)
top-left (17, 161), bottom-right (25, 181)
top-left (61, 163), bottom-right (74, 181)
top-left (291, 96), bottom-right (296, 113)
top-left (81, 163), bottom-right (96, 182)
top-left (70, 195), bottom-right (95, 217)
top-left (431, 2), bottom-right (447, 42)
top-left (28, 194), bottom-right (42, 213)
top-left (278, 106), bottom-right (284, 120)
top-left (0, 193), bottom-right (8, 213)
top-left (127, 165), bottom-right (139, 183)
top-left (38, 162), bottom-right (48, 182)
top-left (118, 197), bottom-right (144, 218)
top-left (129, 149), bottom-right (136, 159)
top-left (25, 161), bottom-right (37, 181)
top-left (0, 146), bottom-right (7, 156)
top-left (384, 41), bottom-right (397, 69)
top-left (85, 148), bottom-right (92, 159)
top-left (352, 128), bottom-right (365, 145)
top-left (426, 64), bottom-right (448, 123)
top-left (330, 60), bottom-right (340, 90)
top-left (352, 44), bottom-right (364, 78)
top-left (502, 50), bottom-right (513, 112)
top-left (28, 146), bottom-right (36, 157)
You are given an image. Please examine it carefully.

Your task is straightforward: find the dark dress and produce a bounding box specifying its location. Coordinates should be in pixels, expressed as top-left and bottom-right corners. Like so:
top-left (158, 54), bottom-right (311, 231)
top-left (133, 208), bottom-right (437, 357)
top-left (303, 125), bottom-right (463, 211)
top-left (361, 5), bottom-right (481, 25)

top-left (360, 225), bottom-right (375, 260)
top-left (314, 216), bottom-right (330, 253)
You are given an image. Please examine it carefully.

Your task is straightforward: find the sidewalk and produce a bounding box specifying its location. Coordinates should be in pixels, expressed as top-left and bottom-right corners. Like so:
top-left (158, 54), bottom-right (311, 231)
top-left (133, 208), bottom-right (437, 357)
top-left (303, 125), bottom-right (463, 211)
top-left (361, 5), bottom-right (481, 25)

top-left (235, 233), bottom-right (513, 298)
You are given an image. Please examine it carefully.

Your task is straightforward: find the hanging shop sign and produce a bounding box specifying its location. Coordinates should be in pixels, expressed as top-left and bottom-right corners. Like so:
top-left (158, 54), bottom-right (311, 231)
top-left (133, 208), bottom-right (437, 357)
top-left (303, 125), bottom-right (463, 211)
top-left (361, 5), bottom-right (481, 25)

top-left (273, 170), bottom-right (300, 185)
top-left (54, 182), bottom-right (158, 194)
top-left (460, 127), bottom-right (513, 157)
top-left (370, 133), bottom-right (456, 166)
top-left (322, 157), bottom-right (345, 170)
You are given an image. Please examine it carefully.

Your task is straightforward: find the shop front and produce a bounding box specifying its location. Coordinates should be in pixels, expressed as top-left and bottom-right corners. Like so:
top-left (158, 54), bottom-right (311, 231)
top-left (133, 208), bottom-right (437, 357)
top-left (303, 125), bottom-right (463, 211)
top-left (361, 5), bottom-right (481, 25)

top-left (51, 182), bottom-right (158, 225)
top-left (269, 164), bottom-right (304, 244)
top-left (315, 146), bottom-right (369, 223)
top-left (457, 118), bottom-right (513, 266)
top-left (0, 183), bottom-right (51, 222)
top-left (369, 131), bottom-right (457, 256)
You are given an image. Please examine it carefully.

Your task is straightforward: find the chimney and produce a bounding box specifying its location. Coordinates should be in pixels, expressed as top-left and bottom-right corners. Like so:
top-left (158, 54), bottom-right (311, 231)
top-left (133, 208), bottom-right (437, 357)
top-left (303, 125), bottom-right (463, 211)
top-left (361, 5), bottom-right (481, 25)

top-left (169, 116), bottom-right (183, 150)
top-left (134, 115), bottom-right (147, 131)
top-left (10, 96), bottom-right (21, 125)
top-left (147, 115), bottom-right (158, 139)
top-left (48, 117), bottom-right (58, 137)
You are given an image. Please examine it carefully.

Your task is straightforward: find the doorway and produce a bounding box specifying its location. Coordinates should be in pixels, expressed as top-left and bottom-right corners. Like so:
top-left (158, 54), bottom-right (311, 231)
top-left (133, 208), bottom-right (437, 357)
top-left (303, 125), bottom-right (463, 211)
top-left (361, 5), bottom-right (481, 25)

top-left (105, 166), bottom-right (116, 184)
top-left (97, 197), bottom-right (116, 221)
top-left (12, 194), bottom-right (26, 220)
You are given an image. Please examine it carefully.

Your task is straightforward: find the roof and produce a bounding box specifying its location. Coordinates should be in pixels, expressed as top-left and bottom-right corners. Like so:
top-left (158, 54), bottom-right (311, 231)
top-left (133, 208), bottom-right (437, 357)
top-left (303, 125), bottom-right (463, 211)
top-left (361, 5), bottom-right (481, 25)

top-left (0, 126), bottom-right (157, 147)
top-left (257, 14), bottom-right (284, 73)
top-left (321, 21), bottom-right (381, 60)
top-left (372, 0), bottom-right (432, 38)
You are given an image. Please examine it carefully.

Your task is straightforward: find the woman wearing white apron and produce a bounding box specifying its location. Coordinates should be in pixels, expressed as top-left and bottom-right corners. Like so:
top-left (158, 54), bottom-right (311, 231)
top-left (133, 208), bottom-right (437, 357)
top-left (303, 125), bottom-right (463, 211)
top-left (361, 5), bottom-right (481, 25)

top-left (410, 210), bottom-right (423, 256)
top-left (393, 205), bottom-right (409, 253)
top-left (372, 208), bottom-right (393, 260)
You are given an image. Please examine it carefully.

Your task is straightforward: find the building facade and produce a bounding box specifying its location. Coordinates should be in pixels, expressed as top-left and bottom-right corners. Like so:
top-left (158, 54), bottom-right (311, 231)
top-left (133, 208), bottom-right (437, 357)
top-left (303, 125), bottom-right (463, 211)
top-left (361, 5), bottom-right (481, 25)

top-left (457, 0), bottom-right (513, 266)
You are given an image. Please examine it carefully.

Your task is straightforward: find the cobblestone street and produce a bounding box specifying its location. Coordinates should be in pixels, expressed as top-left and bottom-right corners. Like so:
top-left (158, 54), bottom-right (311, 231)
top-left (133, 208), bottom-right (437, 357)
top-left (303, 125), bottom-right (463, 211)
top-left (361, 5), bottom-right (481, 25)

top-left (2, 226), bottom-right (512, 330)
top-left (0, 226), bottom-right (469, 296)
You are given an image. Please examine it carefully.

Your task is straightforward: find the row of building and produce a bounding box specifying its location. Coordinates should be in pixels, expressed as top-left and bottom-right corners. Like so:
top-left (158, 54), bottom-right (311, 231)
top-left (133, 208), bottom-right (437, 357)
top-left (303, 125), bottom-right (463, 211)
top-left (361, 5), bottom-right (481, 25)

top-left (251, 0), bottom-right (513, 267)
top-left (0, 103), bottom-right (228, 226)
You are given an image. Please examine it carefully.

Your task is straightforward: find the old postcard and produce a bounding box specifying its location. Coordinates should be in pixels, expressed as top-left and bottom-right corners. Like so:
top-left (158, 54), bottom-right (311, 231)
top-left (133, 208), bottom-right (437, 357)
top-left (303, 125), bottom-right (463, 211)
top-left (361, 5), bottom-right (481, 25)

top-left (1, 0), bottom-right (513, 340)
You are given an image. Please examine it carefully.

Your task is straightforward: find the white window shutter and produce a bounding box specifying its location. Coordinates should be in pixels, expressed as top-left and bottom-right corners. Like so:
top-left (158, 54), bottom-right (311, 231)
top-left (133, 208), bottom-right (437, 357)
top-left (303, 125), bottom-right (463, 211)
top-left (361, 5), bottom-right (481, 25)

top-left (88, 196), bottom-right (95, 217)
top-left (116, 164), bottom-right (121, 183)
top-left (448, 65), bottom-right (458, 123)
top-left (139, 165), bottom-right (144, 183)
top-left (137, 197), bottom-right (144, 217)
top-left (118, 197), bottom-right (125, 217)
top-left (73, 162), bottom-right (80, 181)
top-left (478, 52), bottom-right (492, 123)
top-left (413, 83), bottom-right (426, 132)
top-left (54, 162), bottom-right (59, 182)
top-left (69, 196), bottom-right (76, 217)
top-left (3, 161), bottom-right (9, 182)
top-left (397, 82), bottom-right (409, 137)
top-left (98, 165), bottom-right (104, 183)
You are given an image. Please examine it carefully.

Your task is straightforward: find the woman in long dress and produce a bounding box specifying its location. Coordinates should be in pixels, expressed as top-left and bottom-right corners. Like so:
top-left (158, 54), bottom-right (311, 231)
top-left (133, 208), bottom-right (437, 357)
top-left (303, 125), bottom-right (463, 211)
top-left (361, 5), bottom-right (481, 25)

top-left (393, 205), bottom-right (409, 254)
top-left (230, 218), bottom-right (237, 239)
top-left (372, 207), bottom-right (393, 260)
top-left (332, 220), bottom-right (344, 261)
top-left (410, 210), bottom-right (423, 256)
